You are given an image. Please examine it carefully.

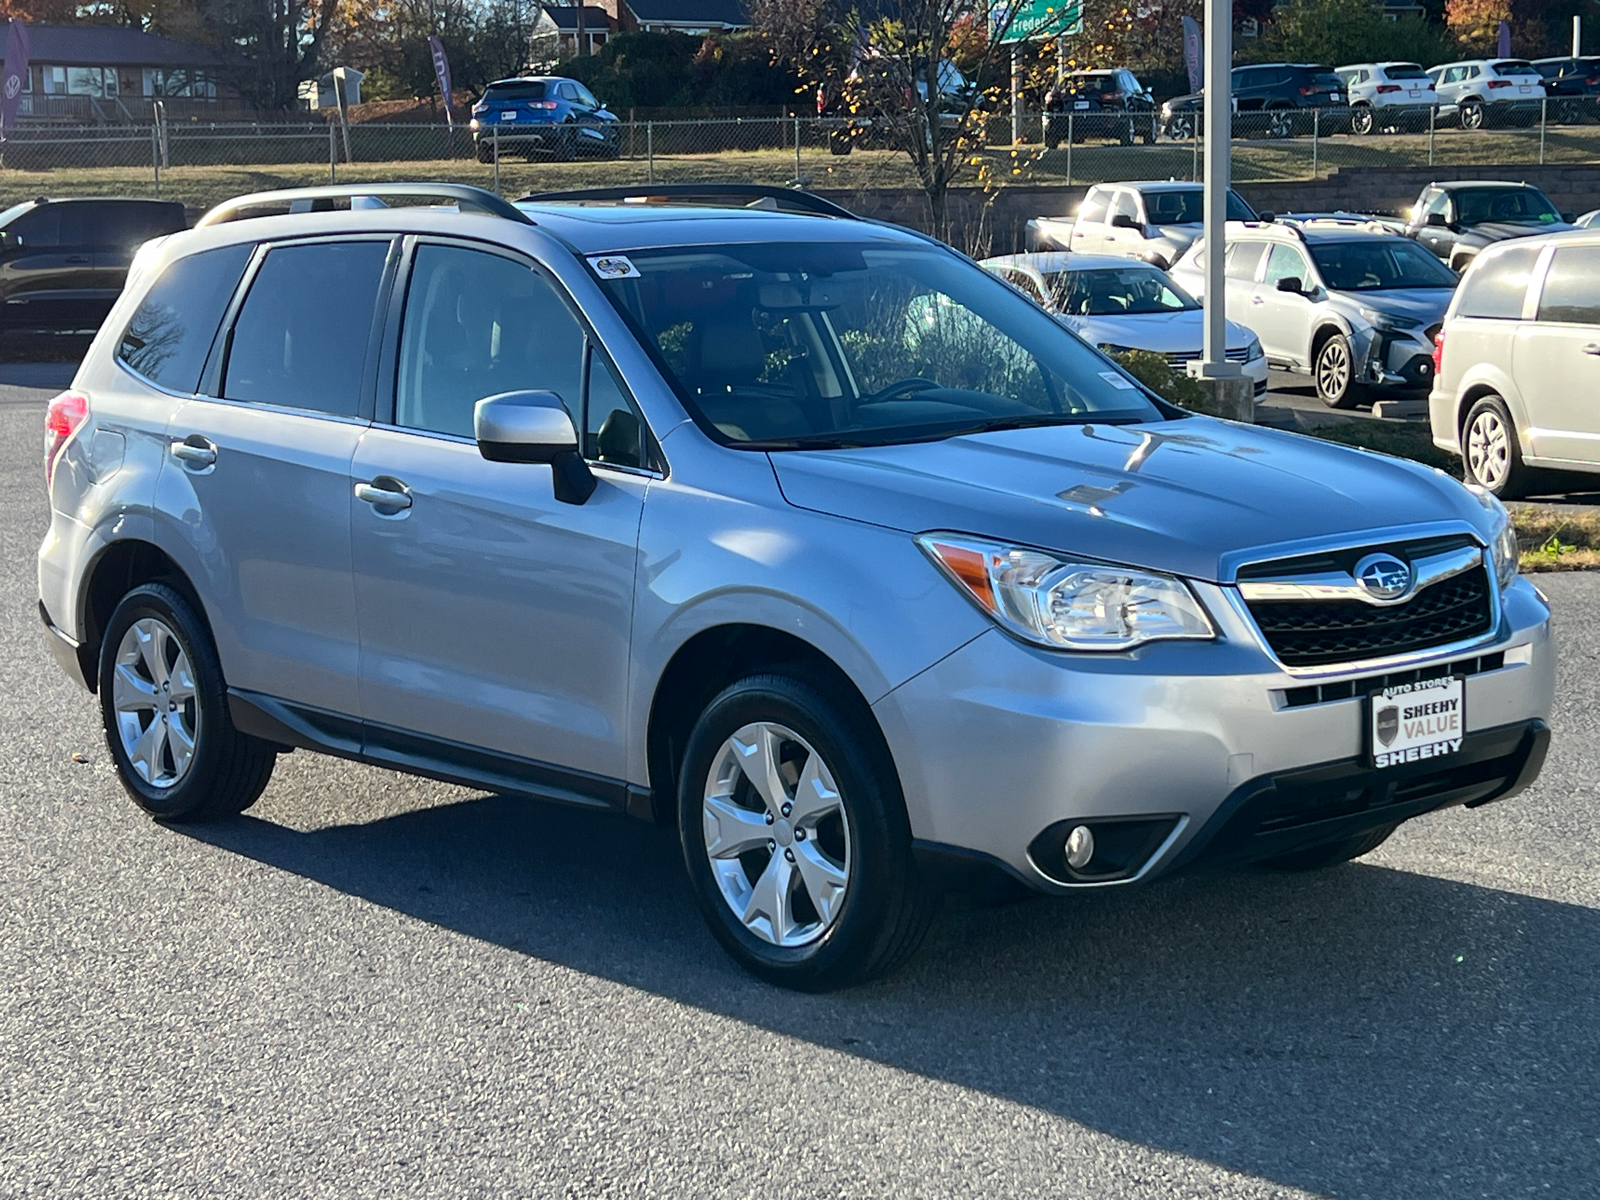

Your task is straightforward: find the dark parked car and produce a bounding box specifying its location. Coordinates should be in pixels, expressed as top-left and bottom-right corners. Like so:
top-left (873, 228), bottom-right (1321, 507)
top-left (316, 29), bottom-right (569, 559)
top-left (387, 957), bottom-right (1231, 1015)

top-left (470, 76), bottom-right (620, 162)
top-left (1161, 63), bottom-right (1350, 139)
top-left (0, 197), bottom-right (186, 338)
top-left (1533, 56), bottom-right (1600, 122)
top-left (817, 59), bottom-right (977, 155)
top-left (1404, 180), bottom-right (1576, 272)
top-left (1043, 69), bottom-right (1156, 146)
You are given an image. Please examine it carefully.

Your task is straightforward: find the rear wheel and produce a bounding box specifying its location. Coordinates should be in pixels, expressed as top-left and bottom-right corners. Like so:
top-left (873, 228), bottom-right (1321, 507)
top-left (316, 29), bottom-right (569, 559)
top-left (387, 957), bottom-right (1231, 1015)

top-left (99, 583), bottom-right (276, 822)
top-left (476, 141), bottom-right (493, 164)
top-left (1315, 332), bottom-right (1365, 409)
top-left (1261, 825), bottom-right (1395, 870)
top-left (1460, 98), bottom-right (1485, 130)
top-left (1463, 393), bottom-right (1540, 499)
top-left (1350, 104), bottom-right (1374, 135)
top-left (1267, 107), bottom-right (1295, 139)
top-left (678, 674), bottom-right (935, 991)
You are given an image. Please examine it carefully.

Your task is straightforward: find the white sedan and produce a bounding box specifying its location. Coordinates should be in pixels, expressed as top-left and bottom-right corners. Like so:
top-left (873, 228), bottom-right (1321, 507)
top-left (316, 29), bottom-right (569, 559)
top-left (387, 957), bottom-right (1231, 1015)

top-left (980, 252), bottom-right (1269, 398)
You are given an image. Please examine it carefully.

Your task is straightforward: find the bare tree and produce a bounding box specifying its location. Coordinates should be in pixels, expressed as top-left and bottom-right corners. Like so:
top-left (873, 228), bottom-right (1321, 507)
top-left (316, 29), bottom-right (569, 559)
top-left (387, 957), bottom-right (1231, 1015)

top-left (752, 0), bottom-right (1029, 240)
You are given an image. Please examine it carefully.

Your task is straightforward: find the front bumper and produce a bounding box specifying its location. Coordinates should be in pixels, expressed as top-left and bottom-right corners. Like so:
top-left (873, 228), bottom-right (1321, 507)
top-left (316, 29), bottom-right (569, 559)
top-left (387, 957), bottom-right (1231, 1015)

top-left (875, 575), bottom-right (1553, 894)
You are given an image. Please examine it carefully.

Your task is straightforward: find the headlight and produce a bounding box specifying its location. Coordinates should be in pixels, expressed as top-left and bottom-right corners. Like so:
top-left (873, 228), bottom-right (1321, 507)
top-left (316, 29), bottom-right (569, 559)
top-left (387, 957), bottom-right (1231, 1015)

top-left (1467, 485), bottom-right (1519, 589)
top-left (918, 534), bottom-right (1215, 651)
top-left (1244, 336), bottom-right (1263, 362)
top-left (1358, 306), bottom-right (1424, 332)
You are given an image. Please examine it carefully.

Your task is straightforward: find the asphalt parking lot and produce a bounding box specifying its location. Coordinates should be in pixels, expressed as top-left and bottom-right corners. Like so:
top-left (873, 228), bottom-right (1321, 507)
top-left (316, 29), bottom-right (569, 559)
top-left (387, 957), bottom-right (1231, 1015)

top-left (3, 370), bottom-right (1598, 1198)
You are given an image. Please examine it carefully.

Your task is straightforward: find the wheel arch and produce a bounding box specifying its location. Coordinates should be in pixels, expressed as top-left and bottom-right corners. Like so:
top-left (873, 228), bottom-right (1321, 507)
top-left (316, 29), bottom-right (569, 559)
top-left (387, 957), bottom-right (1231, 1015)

top-left (1309, 318), bottom-right (1353, 365)
top-left (76, 539), bottom-right (204, 693)
top-left (644, 623), bottom-right (897, 826)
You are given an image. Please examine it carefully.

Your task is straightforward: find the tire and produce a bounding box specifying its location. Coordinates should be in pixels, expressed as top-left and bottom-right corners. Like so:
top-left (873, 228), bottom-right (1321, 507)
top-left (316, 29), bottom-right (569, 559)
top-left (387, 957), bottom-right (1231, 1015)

top-left (677, 673), bottom-right (935, 991)
top-left (1555, 99), bottom-right (1582, 126)
top-left (552, 130), bottom-right (576, 162)
top-left (1118, 116), bottom-right (1134, 146)
top-left (1261, 824), bottom-right (1395, 871)
top-left (1350, 104), bottom-right (1374, 136)
top-left (1462, 393), bottom-right (1539, 499)
top-left (1165, 114), bottom-right (1194, 141)
top-left (1314, 332), bottom-right (1366, 409)
top-left (1267, 107), bottom-right (1295, 139)
top-left (476, 141), bottom-right (493, 164)
top-left (1460, 98), bottom-right (1485, 130)
top-left (828, 130), bottom-right (853, 155)
top-left (98, 583), bottom-right (275, 822)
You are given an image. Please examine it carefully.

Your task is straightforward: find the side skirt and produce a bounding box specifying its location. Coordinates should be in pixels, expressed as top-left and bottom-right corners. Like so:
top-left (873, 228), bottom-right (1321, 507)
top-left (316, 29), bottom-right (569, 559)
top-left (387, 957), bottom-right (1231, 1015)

top-left (228, 688), bottom-right (650, 818)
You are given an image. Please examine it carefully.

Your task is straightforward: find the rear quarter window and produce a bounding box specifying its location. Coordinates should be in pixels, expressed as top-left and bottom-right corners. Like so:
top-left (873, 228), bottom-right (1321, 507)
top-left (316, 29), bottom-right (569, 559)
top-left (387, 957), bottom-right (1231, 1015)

top-left (116, 243), bottom-right (252, 394)
top-left (1536, 245), bottom-right (1600, 324)
top-left (1455, 244), bottom-right (1542, 319)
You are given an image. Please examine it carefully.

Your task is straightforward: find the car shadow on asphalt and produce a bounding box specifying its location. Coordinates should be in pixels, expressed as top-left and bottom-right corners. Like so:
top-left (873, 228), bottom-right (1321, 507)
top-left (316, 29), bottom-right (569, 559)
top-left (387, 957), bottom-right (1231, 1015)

top-left (178, 791), bottom-right (1599, 1197)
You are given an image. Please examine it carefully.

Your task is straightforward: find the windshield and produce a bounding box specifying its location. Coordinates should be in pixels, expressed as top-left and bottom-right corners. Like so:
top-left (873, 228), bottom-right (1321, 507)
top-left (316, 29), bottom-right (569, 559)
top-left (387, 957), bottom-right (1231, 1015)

top-left (1384, 64), bottom-right (1429, 80)
top-left (1308, 72), bottom-right (1345, 90)
top-left (597, 243), bottom-right (1163, 448)
top-left (1492, 61), bottom-right (1540, 76)
top-left (483, 81), bottom-right (549, 102)
top-left (1453, 187), bottom-right (1561, 226)
top-left (1310, 239), bottom-right (1460, 290)
top-left (1144, 189), bottom-right (1256, 224)
top-left (1046, 267), bottom-right (1198, 315)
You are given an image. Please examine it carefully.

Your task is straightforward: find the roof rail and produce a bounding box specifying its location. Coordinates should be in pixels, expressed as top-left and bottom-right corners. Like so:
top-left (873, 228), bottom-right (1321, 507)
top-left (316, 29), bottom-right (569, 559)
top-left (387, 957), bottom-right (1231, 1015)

top-left (517, 183), bottom-right (859, 220)
top-left (196, 183), bottom-right (533, 228)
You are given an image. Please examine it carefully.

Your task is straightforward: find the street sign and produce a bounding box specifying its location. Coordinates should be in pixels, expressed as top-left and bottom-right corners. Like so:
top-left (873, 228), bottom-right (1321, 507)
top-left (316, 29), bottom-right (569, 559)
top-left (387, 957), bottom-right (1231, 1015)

top-left (997, 0), bottom-right (1084, 43)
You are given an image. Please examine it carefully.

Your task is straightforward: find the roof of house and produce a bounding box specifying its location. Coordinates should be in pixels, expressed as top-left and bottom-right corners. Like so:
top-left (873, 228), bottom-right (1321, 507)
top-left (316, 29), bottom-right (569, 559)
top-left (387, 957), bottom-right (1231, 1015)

top-left (624, 0), bottom-right (750, 28)
top-left (16, 23), bottom-right (226, 68)
top-left (540, 6), bottom-right (612, 31)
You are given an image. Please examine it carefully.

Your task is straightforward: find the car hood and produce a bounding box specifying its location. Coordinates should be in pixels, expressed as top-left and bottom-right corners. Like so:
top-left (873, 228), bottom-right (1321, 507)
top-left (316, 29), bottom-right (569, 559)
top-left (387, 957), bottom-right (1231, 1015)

top-left (769, 418), bottom-right (1487, 582)
top-left (1062, 308), bottom-right (1254, 352)
top-left (1148, 223), bottom-right (1201, 253)
top-left (1463, 220), bottom-right (1577, 243)
top-left (1330, 287), bottom-right (1457, 325)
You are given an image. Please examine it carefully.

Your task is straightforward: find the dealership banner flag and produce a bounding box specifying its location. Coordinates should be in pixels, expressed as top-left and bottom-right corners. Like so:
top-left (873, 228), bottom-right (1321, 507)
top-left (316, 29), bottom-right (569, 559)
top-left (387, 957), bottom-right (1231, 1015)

top-left (1181, 15), bottom-right (1203, 95)
top-left (428, 35), bottom-right (454, 127)
top-left (2, 20), bottom-right (30, 135)
top-left (1498, 20), bottom-right (1511, 58)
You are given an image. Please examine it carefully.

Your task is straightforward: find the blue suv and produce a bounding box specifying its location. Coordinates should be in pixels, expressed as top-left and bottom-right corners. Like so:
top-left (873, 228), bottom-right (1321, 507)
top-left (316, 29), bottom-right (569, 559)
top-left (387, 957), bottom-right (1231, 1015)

top-left (470, 76), bottom-right (620, 162)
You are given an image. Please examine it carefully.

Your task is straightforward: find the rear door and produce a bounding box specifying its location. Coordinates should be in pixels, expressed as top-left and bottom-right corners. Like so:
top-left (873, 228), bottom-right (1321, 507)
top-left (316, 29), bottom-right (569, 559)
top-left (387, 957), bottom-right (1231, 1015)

top-left (1252, 242), bottom-right (1317, 364)
top-left (160, 236), bottom-right (395, 721)
top-left (1514, 243), bottom-right (1600, 461)
top-left (0, 202), bottom-right (100, 330)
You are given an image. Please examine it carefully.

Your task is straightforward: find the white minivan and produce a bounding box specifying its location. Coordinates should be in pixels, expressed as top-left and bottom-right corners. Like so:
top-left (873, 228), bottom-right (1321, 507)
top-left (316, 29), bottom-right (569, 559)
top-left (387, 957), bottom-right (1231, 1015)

top-left (1431, 229), bottom-right (1600, 496)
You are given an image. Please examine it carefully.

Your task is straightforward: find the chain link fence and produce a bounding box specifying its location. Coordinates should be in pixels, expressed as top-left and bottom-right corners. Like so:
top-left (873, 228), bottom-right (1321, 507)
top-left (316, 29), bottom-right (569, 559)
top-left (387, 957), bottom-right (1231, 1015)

top-left (3, 108), bottom-right (1600, 210)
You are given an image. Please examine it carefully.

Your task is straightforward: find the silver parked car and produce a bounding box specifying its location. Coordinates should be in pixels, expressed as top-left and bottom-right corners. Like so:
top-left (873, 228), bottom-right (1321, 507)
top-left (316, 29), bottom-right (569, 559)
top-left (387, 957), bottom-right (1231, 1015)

top-left (39, 183), bottom-right (1552, 990)
top-left (1171, 217), bottom-right (1459, 408)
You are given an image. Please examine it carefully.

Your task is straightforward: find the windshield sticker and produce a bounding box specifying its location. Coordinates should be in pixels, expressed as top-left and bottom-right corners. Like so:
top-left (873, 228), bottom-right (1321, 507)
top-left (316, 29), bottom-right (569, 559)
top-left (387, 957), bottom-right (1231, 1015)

top-left (587, 255), bottom-right (641, 279)
top-left (1099, 371), bottom-right (1137, 390)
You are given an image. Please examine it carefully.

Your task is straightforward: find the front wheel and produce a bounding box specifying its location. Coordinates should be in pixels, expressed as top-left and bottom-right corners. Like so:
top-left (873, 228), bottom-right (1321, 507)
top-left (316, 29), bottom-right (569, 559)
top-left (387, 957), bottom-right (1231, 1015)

top-left (1315, 332), bottom-right (1366, 409)
top-left (678, 674), bottom-right (935, 991)
top-left (99, 583), bottom-right (276, 821)
top-left (1350, 104), bottom-right (1374, 135)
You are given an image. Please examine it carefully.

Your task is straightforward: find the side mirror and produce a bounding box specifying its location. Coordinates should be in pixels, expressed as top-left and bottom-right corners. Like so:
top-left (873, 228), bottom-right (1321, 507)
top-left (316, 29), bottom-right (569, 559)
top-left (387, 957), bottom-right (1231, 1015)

top-left (1275, 276), bottom-right (1304, 294)
top-left (1256, 210), bottom-right (1276, 223)
top-left (1425, 212), bottom-right (1448, 228)
top-left (1563, 211), bottom-right (1575, 223)
top-left (1111, 213), bottom-right (1142, 231)
top-left (474, 390), bottom-right (596, 505)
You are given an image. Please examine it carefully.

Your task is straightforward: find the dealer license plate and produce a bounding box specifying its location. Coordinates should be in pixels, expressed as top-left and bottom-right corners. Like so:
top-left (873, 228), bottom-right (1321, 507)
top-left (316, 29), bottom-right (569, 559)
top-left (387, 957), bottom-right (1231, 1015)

top-left (500, 111), bottom-right (517, 120)
top-left (1370, 675), bottom-right (1464, 769)
top-left (1075, 100), bottom-right (1090, 110)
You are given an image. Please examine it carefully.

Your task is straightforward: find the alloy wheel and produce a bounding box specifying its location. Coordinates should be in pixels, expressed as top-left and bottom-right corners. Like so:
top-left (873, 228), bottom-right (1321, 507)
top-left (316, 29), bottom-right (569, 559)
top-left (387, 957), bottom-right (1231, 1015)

top-left (111, 617), bottom-right (200, 788)
top-left (1317, 339), bottom-right (1351, 403)
top-left (1351, 106), bottom-right (1373, 135)
top-left (1461, 101), bottom-right (1484, 130)
top-left (701, 721), bottom-right (852, 948)
top-left (1467, 410), bottom-right (1511, 489)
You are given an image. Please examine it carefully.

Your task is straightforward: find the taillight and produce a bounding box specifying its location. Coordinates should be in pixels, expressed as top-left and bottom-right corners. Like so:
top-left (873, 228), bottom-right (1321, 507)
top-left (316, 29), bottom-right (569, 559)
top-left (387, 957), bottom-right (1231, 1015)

top-left (1432, 329), bottom-right (1445, 376)
top-left (1100, 91), bottom-right (1119, 103)
top-left (1586, 76), bottom-right (1599, 85)
top-left (1488, 79), bottom-right (1512, 89)
top-left (1376, 84), bottom-right (1401, 94)
top-left (528, 99), bottom-right (558, 110)
top-left (45, 389), bottom-right (88, 488)
top-left (816, 85), bottom-right (826, 114)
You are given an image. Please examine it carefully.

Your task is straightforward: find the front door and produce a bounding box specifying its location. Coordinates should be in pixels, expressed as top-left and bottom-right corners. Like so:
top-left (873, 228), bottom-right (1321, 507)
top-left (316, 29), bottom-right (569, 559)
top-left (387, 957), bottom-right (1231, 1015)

top-left (0, 201), bottom-right (103, 330)
top-left (1516, 243), bottom-right (1600, 461)
top-left (161, 237), bottom-right (393, 719)
top-left (351, 241), bottom-right (650, 784)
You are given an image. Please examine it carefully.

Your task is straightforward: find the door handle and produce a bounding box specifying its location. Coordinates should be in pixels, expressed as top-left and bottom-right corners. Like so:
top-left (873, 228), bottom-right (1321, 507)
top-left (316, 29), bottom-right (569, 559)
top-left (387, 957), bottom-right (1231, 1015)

top-left (1585, 344), bottom-right (1600, 356)
top-left (170, 437), bottom-right (216, 468)
top-left (1250, 295), bottom-right (1265, 305)
top-left (354, 479), bottom-right (412, 510)
top-left (65, 255), bottom-right (89, 264)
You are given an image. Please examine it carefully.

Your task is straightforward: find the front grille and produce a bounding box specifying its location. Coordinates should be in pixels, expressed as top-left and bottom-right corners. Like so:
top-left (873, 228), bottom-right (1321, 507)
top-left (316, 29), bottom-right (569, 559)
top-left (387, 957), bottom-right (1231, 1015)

top-left (1281, 650), bottom-right (1505, 709)
top-left (1243, 541), bottom-right (1494, 668)
top-left (1164, 347), bottom-right (1248, 369)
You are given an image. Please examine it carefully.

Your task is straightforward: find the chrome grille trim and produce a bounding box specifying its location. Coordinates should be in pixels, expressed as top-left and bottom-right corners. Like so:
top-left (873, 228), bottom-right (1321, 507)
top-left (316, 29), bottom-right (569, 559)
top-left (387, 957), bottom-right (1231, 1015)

top-left (1238, 545), bottom-right (1482, 607)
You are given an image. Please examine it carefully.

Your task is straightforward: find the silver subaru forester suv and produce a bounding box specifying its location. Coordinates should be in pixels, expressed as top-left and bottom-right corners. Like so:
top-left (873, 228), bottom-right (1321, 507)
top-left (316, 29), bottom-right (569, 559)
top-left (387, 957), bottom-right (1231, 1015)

top-left (39, 183), bottom-right (1553, 990)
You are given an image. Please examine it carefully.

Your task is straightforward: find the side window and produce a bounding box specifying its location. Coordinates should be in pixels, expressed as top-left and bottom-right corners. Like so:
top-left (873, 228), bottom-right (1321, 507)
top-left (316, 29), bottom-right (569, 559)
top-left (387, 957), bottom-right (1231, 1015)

top-left (1262, 243), bottom-right (1310, 286)
top-left (1077, 190), bottom-right (1109, 225)
top-left (1456, 245), bottom-right (1542, 319)
top-left (1110, 191), bottom-right (1140, 224)
top-left (1418, 189), bottom-right (1449, 222)
top-left (1226, 241), bottom-right (1267, 281)
top-left (7, 203), bottom-right (84, 249)
top-left (222, 240), bottom-right (389, 416)
top-left (559, 81), bottom-right (580, 101)
top-left (395, 243), bottom-right (584, 438)
top-left (1536, 246), bottom-right (1600, 324)
top-left (575, 83), bottom-right (599, 108)
top-left (1002, 269), bottom-right (1046, 303)
top-left (116, 243), bottom-right (251, 393)
top-left (584, 344), bottom-right (649, 468)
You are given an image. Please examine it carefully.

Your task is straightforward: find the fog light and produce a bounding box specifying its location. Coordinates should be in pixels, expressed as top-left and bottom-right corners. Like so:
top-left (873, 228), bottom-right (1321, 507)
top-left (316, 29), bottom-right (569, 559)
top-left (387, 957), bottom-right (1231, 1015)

top-left (1065, 825), bottom-right (1095, 870)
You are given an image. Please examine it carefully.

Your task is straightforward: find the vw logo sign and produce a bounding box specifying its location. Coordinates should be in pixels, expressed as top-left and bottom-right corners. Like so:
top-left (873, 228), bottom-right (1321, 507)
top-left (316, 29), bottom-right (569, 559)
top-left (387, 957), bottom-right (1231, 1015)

top-left (4, 76), bottom-right (19, 101)
top-left (1355, 553), bottom-right (1412, 601)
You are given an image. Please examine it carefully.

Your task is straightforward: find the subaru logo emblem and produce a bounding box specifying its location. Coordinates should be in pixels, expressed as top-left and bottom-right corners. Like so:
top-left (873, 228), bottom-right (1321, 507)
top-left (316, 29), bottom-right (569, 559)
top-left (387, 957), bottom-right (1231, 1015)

top-left (1354, 553), bottom-right (1412, 601)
